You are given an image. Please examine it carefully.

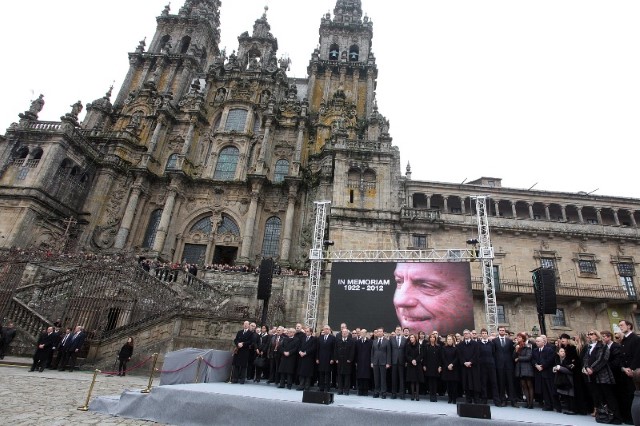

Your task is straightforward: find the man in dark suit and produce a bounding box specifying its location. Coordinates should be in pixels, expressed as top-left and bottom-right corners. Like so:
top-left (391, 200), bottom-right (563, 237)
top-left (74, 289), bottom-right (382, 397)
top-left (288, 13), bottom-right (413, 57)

top-left (618, 319), bottom-right (640, 423)
top-left (296, 327), bottom-right (317, 391)
top-left (254, 325), bottom-right (270, 382)
top-left (493, 326), bottom-right (517, 407)
top-left (232, 321), bottom-right (253, 383)
top-left (458, 329), bottom-right (480, 403)
top-left (355, 329), bottom-right (373, 396)
top-left (0, 321), bottom-right (16, 359)
top-left (334, 328), bottom-right (356, 395)
top-left (30, 326), bottom-right (56, 372)
top-left (531, 336), bottom-right (560, 412)
top-left (478, 329), bottom-right (501, 406)
top-left (278, 328), bottom-right (300, 389)
top-left (267, 326), bottom-right (284, 384)
top-left (60, 325), bottom-right (86, 372)
top-left (371, 328), bottom-right (391, 399)
top-left (390, 326), bottom-right (407, 399)
top-left (51, 327), bottom-right (71, 370)
top-left (316, 325), bottom-right (335, 391)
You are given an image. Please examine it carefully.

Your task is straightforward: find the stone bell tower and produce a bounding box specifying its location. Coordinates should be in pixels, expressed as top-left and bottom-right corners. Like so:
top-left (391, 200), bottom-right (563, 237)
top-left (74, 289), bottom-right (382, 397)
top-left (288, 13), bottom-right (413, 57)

top-left (305, 0), bottom-right (400, 217)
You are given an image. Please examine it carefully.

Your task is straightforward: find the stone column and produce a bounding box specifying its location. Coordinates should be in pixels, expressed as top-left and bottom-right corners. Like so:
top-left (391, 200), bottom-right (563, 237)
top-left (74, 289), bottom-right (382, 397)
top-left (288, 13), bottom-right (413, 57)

top-left (511, 201), bottom-right (517, 218)
top-left (577, 206), bottom-right (584, 223)
top-left (292, 121), bottom-right (304, 176)
top-left (148, 119), bottom-right (165, 154)
top-left (323, 69), bottom-right (333, 101)
top-left (279, 185), bottom-right (299, 262)
top-left (630, 210), bottom-right (637, 227)
top-left (352, 69), bottom-right (360, 107)
top-left (561, 205), bottom-right (567, 222)
top-left (255, 118), bottom-right (272, 174)
top-left (544, 204), bottom-right (551, 221)
top-left (152, 185), bottom-right (178, 253)
top-left (366, 69), bottom-right (375, 116)
top-left (460, 197), bottom-right (466, 214)
top-left (612, 208), bottom-right (620, 226)
top-left (180, 117), bottom-right (197, 155)
top-left (307, 64), bottom-right (317, 104)
top-left (494, 201), bottom-right (500, 217)
top-left (239, 188), bottom-right (261, 261)
top-left (114, 183), bottom-right (143, 249)
top-left (426, 195), bottom-right (431, 209)
top-left (443, 196), bottom-right (449, 213)
top-left (596, 208), bottom-right (602, 224)
top-left (528, 203), bottom-right (534, 219)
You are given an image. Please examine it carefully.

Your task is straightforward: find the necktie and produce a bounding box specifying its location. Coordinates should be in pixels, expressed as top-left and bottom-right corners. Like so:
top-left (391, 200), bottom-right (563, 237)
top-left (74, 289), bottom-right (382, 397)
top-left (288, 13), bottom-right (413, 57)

top-left (61, 334), bottom-right (68, 346)
top-left (324, 335), bottom-right (327, 342)
top-left (398, 337), bottom-right (401, 348)
top-left (343, 338), bottom-right (346, 342)
top-left (501, 337), bottom-right (505, 347)
top-left (378, 338), bottom-right (381, 348)
top-left (275, 336), bottom-right (280, 351)
top-left (306, 336), bottom-right (310, 342)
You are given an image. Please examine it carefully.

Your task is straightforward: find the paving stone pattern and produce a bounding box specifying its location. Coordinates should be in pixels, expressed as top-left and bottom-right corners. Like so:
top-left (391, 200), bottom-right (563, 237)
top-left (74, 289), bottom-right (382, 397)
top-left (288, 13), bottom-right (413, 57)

top-left (0, 364), bottom-right (166, 425)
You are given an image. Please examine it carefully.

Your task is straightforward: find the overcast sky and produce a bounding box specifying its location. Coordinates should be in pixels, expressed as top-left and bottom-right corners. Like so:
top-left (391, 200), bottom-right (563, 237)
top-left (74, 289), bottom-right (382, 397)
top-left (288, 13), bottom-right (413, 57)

top-left (2, 1), bottom-right (639, 198)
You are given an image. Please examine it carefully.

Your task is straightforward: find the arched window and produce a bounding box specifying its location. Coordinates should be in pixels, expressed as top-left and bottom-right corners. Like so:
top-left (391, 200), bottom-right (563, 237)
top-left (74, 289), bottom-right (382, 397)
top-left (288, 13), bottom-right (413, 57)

top-left (217, 214), bottom-right (240, 236)
top-left (180, 36), bottom-right (191, 54)
top-left (213, 146), bottom-right (239, 180)
top-left (142, 209), bottom-right (163, 248)
top-left (363, 169), bottom-right (376, 189)
top-left (349, 45), bottom-right (359, 61)
top-left (347, 167), bottom-right (360, 188)
top-left (165, 153), bottom-right (178, 170)
top-left (329, 43), bottom-right (340, 60)
top-left (31, 148), bottom-right (43, 160)
top-left (224, 109), bottom-right (248, 132)
top-left (273, 159), bottom-right (289, 183)
top-left (190, 216), bottom-right (213, 234)
top-left (261, 216), bottom-right (281, 258)
top-left (158, 34), bottom-right (171, 52)
top-left (16, 147), bottom-right (29, 159)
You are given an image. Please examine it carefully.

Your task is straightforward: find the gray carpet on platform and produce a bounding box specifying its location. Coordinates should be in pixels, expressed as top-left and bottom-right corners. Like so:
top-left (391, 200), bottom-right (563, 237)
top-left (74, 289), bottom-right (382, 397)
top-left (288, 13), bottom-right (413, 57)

top-left (90, 381), bottom-right (596, 426)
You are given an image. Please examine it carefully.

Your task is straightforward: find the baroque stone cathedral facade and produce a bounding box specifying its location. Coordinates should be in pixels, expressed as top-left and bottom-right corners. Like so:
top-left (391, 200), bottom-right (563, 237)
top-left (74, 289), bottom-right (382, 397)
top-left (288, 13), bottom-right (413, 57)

top-left (1, 0), bottom-right (640, 353)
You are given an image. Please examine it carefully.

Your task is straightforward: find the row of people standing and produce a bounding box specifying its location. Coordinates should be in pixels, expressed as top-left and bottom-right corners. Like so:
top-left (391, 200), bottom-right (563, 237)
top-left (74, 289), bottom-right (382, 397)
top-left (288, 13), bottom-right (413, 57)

top-left (29, 325), bottom-right (86, 372)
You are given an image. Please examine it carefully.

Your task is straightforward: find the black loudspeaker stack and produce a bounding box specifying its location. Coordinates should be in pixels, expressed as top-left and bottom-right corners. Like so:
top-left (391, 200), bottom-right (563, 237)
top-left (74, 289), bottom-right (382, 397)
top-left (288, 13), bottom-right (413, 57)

top-left (532, 267), bottom-right (557, 314)
top-left (302, 390), bottom-right (334, 405)
top-left (257, 258), bottom-right (273, 300)
top-left (457, 402), bottom-right (491, 419)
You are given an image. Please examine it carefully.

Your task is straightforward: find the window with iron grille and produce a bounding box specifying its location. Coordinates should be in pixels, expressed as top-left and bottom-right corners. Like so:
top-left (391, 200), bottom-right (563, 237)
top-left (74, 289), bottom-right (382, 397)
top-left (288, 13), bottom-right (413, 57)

top-left (552, 308), bottom-right (566, 327)
top-left (261, 217), bottom-right (281, 258)
top-left (541, 258), bottom-right (556, 270)
top-left (497, 304), bottom-right (506, 323)
top-left (493, 265), bottom-right (501, 292)
top-left (620, 276), bottom-right (637, 298)
top-left (213, 146), bottom-right (239, 180)
top-left (273, 159), bottom-right (289, 183)
top-left (618, 263), bottom-right (635, 277)
top-left (217, 215), bottom-right (240, 236)
top-left (190, 216), bottom-right (212, 234)
top-left (142, 209), bottom-right (163, 248)
top-left (578, 259), bottom-right (597, 275)
top-left (224, 109), bottom-right (248, 132)
top-left (412, 234), bottom-right (426, 249)
top-left (182, 244), bottom-right (206, 264)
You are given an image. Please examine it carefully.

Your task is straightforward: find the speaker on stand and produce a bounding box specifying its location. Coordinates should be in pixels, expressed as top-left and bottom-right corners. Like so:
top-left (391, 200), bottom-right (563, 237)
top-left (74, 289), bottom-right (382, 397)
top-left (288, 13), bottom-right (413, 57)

top-left (257, 258), bottom-right (274, 326)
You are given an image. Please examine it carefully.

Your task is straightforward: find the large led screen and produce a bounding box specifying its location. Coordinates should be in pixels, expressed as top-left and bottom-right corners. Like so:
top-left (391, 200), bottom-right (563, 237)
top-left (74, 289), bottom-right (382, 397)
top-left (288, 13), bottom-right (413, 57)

top-left (328, 262), bottom-right (474, 335)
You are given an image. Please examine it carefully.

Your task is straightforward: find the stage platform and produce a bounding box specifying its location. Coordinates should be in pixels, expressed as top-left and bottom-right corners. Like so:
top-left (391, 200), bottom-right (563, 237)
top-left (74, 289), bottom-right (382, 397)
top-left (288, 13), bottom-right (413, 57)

top-left (90, 381), bottom-right (597, 426)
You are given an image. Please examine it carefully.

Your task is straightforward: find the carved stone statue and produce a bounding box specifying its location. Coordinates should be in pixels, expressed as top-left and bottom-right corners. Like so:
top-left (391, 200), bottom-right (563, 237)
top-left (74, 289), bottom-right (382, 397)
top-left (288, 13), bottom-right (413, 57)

top-left (29, 94), bottom-right (45, 115)
top-left (70, 101), bottom-right (83, 118)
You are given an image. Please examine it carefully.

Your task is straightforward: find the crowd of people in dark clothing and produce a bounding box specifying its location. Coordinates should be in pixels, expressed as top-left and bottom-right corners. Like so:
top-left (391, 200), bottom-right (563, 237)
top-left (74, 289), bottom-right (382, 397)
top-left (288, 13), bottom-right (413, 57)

top-left (231, 320), bottom-right (640, 424)
top-left (28, 324), bottom-right (88, 373)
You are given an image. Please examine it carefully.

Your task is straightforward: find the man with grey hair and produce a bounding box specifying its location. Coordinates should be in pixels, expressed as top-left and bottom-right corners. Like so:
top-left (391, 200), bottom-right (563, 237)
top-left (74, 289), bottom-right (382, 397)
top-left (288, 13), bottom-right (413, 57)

top-left (59, 325), bottom-right (86, 372)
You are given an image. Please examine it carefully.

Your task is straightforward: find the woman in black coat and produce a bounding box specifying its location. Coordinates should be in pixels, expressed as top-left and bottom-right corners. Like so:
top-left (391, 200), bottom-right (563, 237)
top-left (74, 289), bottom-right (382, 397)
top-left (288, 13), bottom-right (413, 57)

top-left (405, 334), bottom-right (423, 400)
top-left (423, 333), bottom-right (443, 402)
top-left (441, 335), bottom-right (459, 403)
top-left (513, 333), bottom-right (534, 408)
top-left (118, 337), bottom-right (134, 376)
